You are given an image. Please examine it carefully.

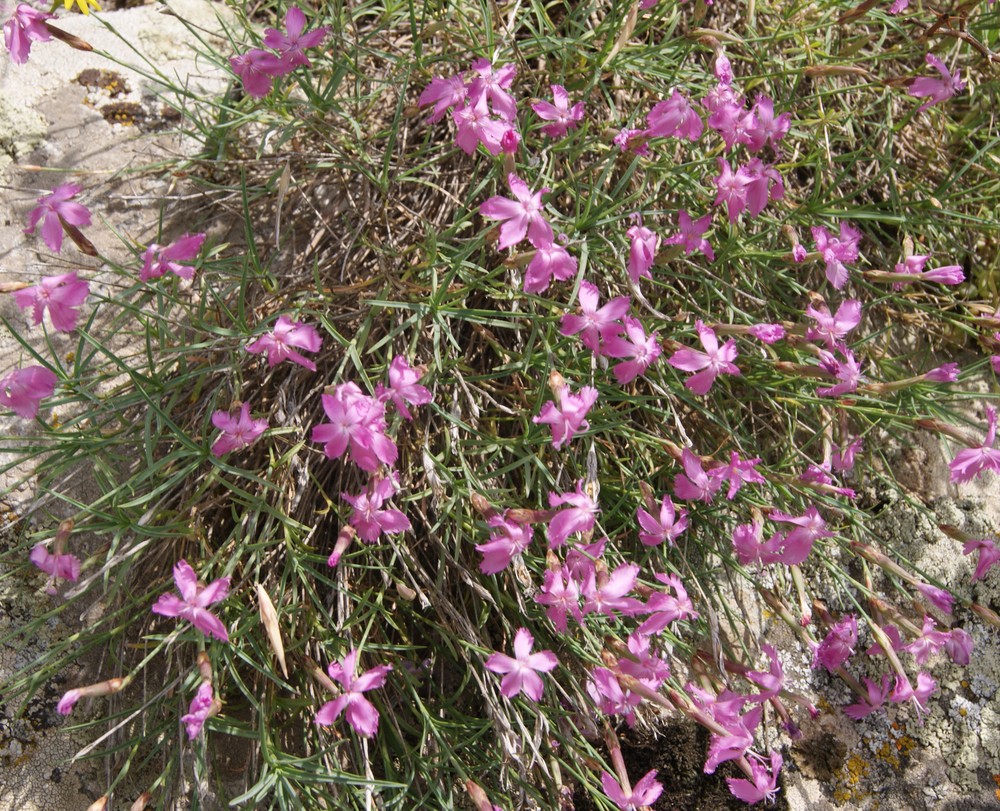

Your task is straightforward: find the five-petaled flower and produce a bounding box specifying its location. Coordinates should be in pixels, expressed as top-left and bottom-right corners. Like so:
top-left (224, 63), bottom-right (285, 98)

top-left (263, 6), bottom-right (329, 71)
top-left (230, 49), bottom-right (288, 98)
top-left (141, 233), bottom-right (206, 282)
top-left (533, 382), bottom-right (598, 450)
top-left (532, 84), bottom-right (584, 139)
top-left (484, 628), bottom-right (558, 701)
top-left (211, 403), bottom-right (268, 457)
top-left (246, 315), bottom-right (322, 372)
top-left (315, 649), bottom-right (392, 737)
top-left (375, 355), bottom-right (433, 420)
top-left (479, 173), bottom-right (554, 251)
top-left (910, 53), bottom-right (965, 112)
top-left (30, 543), bottom-right (80, 583)
top-left (4, 4), bottom-right (53, 64)
top-left (152, 559), bottom-right (231, 642)
top-left (601, 768), bottom-right (663, 811)
top-left (11, 272), bottom-right (89, 333)
top-left (24, 183), bottom-right (91, 254)
top-left (0, 365), bottom-right (58, 419)
top-left (668, 320), bottom-right (740, 395)
top-left (949, 406), bottom-right (1000, 484)
top-left (342, 474), bottom-right (411, 543)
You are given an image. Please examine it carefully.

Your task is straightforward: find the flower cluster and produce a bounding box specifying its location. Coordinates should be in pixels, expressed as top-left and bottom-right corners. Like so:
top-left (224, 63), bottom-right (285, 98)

top-left (230, 7), bottom-right (329, 98)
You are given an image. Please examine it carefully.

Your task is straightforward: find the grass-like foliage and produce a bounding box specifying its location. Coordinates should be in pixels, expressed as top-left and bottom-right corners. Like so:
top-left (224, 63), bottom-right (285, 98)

top-left (4, 0), bottom-right (1000, 807)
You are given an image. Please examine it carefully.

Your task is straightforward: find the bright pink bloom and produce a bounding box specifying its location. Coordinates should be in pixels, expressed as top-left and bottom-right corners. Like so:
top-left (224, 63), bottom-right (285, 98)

top-left (182, 682), bottom-right (215, 739)
top-left (0, 365), bottom-right (57, 419)
top-left (713, 158), bottom-right (751, 223)
top-left (603, 316), bottom-right (661, 384)
top-left (587, 667), bottom-right (641, 726)
top-left (769, 505), bottom-right (832, 565)
top-left (342, 474), bottom-right (411, 543)
top-left (617, 632), bottom-right (671, 688)
top-left (312, 382), bottom-right (397, 472)
top-left (668, 320), bottom-right (740, 395)
top-left (559, 281), bottom-right (630, 355)
top-left (316, 649), bottom-right (392, 737)
top-left (746, 644), bottom-right (784, 702)
top-left (452, 94), bottom-right (507, 155)
top-left (813, 615), bottom-right (857, 672)
top-left (476, 513), bottom-right (533, 574)
top-left (638, 572), bottom-right (697, 635)
top-left (4, 4), bottom-right (53, 64)
top-left (866, 624), bottom-right (904, 658)
top-left (909, 53), bottom-right (965, 112)
top-left (418, 73), bottom-right (467, 123)
top-left (375, 355), bottom-right (432, 420)
top-left (949, 407), bottom-right (1000, 484)
top-left (484, 628), bottom-right (558, 701)
top-left (582, 562), bottom-right (644, 618)
top-left (523, 242), bottom-right (577, 293)
top-left (748, 95), bottom-right (791, 150)
top-left (812, 222), bottom-right (860, 290)
top-left (533, 383), bottom-right (597, 450)
top-left (532, 84), bottom-right (584, 138)
top-left (915, 583), bottom-right (953, 614)
top-left (832, 436), bottom-right (863, 473)
top-left (646, 90), bottom-right (702, 141)
top-left (816, 346), bottom-right (864, 398)
top-left (12, 271), bottom-right (89, 333)
top-left (24, 184), bottom-right (91, 254)
top-left (963, 537), bottom-right (1000, 581)
top-left (613, 126), bottom-right (651, 156)
top-left (601, 769), bottom-right (663, 811)
top-left (732, 520), bottom-right (768, 566)
top-left (211, 403), bottom-right (267, 457)
top-left (29, 543), bottom-right (81, 582)
top-left (893, 254), bottom-right (964, 287)
top-left (704, 699), bottom-right (761, 774)
top-left (246, 315), bottom-right (322, 371)
top-left (152, 559), bottom-right (230, 642)
top-left (480, 173), bottom-right (553, 250)
top-left (467, 59), bottom-right (518, 121)
top-left (742, 158), bottom-right (784, 217)
top-left (726, 752), bottom-right (782, 804)
top-left (263, 7), bottom-right (329, 70)
top-left (230, 49), bottom-right (289, 98)
top-left (708, 99), bottom-right (757, 152)
top-left (673, 448), bottom-right (722, 503)
top-left (924, 363), bottom-right (959, 383)
top-left (57, 689), bottom-right (82, 716)
top-left (945, 628), bottom-right (974, 665)
top-left (625, 222), bottom-right (658, 284)
top-left (636, 494), bottom-right (687, 546)
top-left (535, 566), bottom-right (582, 631)
top-left (890, 671), bottom-right (937, 712)
top-left (903, 615), bottom-right (950, 665)
top-left (663, 210), bottom-right (714, 260)
top-left (547, 479), bottom-right (598, 548)
top-left (141, 233), bottom-right (207, 282)
top-left (844, 674), bottom-right (892, 720)
top-left (805, 298), bottom-right (861, 348)
top-left (711, 451), bottom-right (766, 499)
top-left (749, 323), bottom-right (785, 343)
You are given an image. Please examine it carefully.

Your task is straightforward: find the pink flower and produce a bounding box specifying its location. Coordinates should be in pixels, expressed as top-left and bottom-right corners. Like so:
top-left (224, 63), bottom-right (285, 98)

top-left (230, 49), bottom-right (289, 98)
top-left (532, 84), bottom-right (584, 139)
top-left (949, 407), bottom-right (1000, 484)
top-left (181, 682), bottom-right (216, 739)
top-left (726, 752), bottom-right (782, 804)
top-left (56, 688), bottom-right (81, 716)
top-left (636, 494), bottom-right (687, 546)
top-left (617, 632), bottom-right (671, 688)
top-left (467, 59), bottom-right (518, 122)
top-left (742, 158), bottom-right (784, 217)
top-left (944, 628), bottom-right (974, 665)
top-left (375, 355), bottom-right (432, 420)
top-left (748, 95), bottom-right (791, 150)
top-left (625, 222), bottom-right (659, 284)
top-left (342, 474), bottom-right (411, 543)
top-left (559, 281), bottom-right (630, 355)
top-left (603, 316), bottom-right (661, 384)
top-left (24, 184), bottom-right (91, 254)
top-left (315, 649), bottom-right (392, 737)
top-left (663, 210), bottom-right (714, 260)
top-left (805, 298), bottom-right (861, 348)
top-left (0, 365), bottom-right (58, 419)
top-left (484, 628), bottom-right (558, 701)
top-left (476, 513), bottom-right (533, 574)
top-left (601, 769), bottom-right (663, 811)
top-left (535, 566), bottom-right (582, 631)
top-left (924, 363), bottom-right (959, 383)
top-left (769, 506), bottom-right (832, 565)
top-left (582, 562), bottom-right (644, 618)
top-left (452, 94), bottom-right (507, 155)
top-left (668, 320), bottom-right (740, 395)
top-left (638, 572), bottom-right (697, 635)
top-left (673, 448), bottom-right (722, 503)
top-left (844, 674), bottom-right (892, 720)
top-left (713, 158), bottom-right (751, 223)
top-left (963, 538), bottom-right (1000, 581)
top-left (151, 559), bottom-right (230, 642)
top-left (523, 242), bottom-right (577, 294)
top-left (903, 615), bottom-right (950, 665)
top-left (812, 222), bottom-right (860, 289)
top-left (262, 7), bottom-right (329, 70)
top-left (418, 73), bottom-right (467, 123)
top-left (746, 644), bottom-right (784, 702)
top-left (816, 346), bottom-right (864, 398)
top-left (613, 127), bottom-right (651, 156)
top-left (646, 89), bottom-right (702, 141)
top-left (587, 667), bottom-right (641, 726)
top-left (311, 382), bottom-right (397, 472)
top-left (29, 543), bottom-right (80, 582)
top-left (915, 583), bottom-right (953, 614)
top-left (813, 615), bottom-right (857, 672)
top-left (892, 254), bottom-right (964, 287)
top-left (12, 272), bottom-right (89, 333)
top-left (547, 480), bottom-right (599, 548)
top-left (708, 99), bottom-right (757, 152)
top-left (832, 436), bottom-right (863, 473)
top-left (533, 383), bottom-right (598, 450)
top-left (211, 403), bottom-right (268, 457)
top-left (479, 173), bottom-right (553, 250)
top-left (909, 53), bottom-right (965, 112)
top-left (712, 451), bottom-right (766, 499)
top-left (890, 671), bottom-right (937, 712)
top-left (4, 3), bottom-right (53, 64)
top-left (246, 315), bottom-right (322, 371)
top-left (140, 233), bottom-right (207, 282)
top-left (748, 322), bottom-right (785, 343)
